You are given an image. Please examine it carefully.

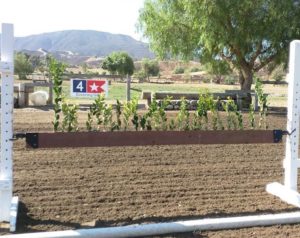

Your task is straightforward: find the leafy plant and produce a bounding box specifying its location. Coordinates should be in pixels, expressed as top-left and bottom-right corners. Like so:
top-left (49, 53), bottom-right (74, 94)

top-left (177, 97), bottom-right (190, 131)
top-left (209, 97), bottom-right (223, 130)
top-left (61, 101), bottom-right (78, 132)
top-left (249, 102), bottom-right (255, 129)
top-left (103, 105), bottom-right (113, 131)
top-left (230, 101), bottom-right (243, 130)
top-left (222, 98), bottom-right (238, 130)
top-left (173, 66), bottom-right (185, 74)
top-left (168, 118), bottom-right (176, 130)
top-left (86, 94), bottom-right (113, 131)
top-left (143, 96), bottom-right (159, 131)
top-left (255, 78), bottom-right (268, 129)
top-left (150, 97), bottom-right (171, 130)
top-left (111, 100), bottom-right (122, 131)
top-left (92, 94), bottom-right (106, 130)
top-left (49, 57), bottom-right (65, 132)
top-left (194, 93), bottom-right (211, 130)
top-left (86, 109), bottom-right (93, 131)
top-left (123, 98), bottom-right (138, 130)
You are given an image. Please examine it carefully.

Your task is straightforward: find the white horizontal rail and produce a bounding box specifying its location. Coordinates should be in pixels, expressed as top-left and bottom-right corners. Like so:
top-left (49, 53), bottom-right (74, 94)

top-left (4, 212), bottom-right (300, 238)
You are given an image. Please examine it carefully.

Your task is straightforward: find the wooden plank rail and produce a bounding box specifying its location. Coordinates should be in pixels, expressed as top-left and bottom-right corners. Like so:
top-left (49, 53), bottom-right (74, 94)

top-left (23, 130), bottom-right (283, 149)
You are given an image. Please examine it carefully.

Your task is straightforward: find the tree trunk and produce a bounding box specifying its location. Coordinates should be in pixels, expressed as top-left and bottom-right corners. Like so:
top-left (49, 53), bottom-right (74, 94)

top-left (239, 68), bottom-right (253, 107)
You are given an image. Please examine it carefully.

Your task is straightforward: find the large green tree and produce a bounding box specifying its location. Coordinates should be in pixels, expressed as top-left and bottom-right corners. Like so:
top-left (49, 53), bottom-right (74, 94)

top-left (101, 51), bottom-right (135, 77)
top-left (141, 58), bottom-right (160, 81)
top-left (138, 0), bottom-right (300, 91)
top-left (14, 53), bottom-right (34, 79)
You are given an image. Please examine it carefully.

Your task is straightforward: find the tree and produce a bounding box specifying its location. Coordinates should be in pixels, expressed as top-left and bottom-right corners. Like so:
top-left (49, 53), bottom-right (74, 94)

top-left (101, 51), bottom-right (134, 77)
top-left (138, 0), bottom-right (300, 91)
top-left (141, 58), bottom-right (160, 81)
top-left (14, 53), bottom-right (34, 79)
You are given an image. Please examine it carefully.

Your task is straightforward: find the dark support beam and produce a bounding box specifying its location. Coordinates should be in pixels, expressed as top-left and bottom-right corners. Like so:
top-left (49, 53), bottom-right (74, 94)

top-left (24, 130), bottom-right (283, 149)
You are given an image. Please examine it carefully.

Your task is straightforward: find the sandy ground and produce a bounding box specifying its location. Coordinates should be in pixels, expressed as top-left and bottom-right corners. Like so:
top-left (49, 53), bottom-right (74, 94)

top-left (3, 109), bottom-right (300, 237)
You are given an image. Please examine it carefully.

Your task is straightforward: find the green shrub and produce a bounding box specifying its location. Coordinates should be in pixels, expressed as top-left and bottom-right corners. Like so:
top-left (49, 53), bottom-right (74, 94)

top-left (190, 67), bottom-right (200, 72)
top-left (173, 66), bottom-right (185, 74)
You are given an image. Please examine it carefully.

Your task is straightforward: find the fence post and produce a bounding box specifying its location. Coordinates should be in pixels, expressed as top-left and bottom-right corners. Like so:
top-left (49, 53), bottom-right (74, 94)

top-left (126, 75), bottom-right (131, 102)
top-left (0, 23), bottom-right (18, 232)
top-left (266, 40), bottom-right (300, 207)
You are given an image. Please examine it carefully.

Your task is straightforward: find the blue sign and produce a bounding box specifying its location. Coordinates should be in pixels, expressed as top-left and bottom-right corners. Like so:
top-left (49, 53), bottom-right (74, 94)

top-left (72, 79), bottom-right (87, 93)
top-left (70, 78), bottom-right (108, 97)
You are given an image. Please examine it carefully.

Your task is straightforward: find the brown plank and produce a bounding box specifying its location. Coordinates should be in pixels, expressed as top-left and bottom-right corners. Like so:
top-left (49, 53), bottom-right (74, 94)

top-left (25, 130), bottom-right (281, 149)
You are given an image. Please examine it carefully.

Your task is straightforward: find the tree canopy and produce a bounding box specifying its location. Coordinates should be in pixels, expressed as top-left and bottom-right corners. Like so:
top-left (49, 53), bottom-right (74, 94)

top-left (14, 53), bottom-right (34, 80)
top-left (138, 0), bottom-right (300, 90)
top-left (141, 58), bottom-right (160, 80)
top-left (101, 51), bottom-right (134, 77)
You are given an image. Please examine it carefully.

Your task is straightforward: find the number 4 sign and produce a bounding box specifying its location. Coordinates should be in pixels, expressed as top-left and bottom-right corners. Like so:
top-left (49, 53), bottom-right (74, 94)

top-left (71, 79), bottom-right (108, 97)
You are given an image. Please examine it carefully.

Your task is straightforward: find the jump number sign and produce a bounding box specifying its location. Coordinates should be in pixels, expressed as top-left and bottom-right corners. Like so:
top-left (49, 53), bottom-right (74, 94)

top-left (71, 79), bottom-right (108, 97)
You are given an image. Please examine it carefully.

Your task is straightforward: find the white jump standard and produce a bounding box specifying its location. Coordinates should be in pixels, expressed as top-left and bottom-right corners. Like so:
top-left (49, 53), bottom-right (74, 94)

top-left (266, 40), bottom-right (300, 207)
top-left (0, 23), bottom-right (19, 232)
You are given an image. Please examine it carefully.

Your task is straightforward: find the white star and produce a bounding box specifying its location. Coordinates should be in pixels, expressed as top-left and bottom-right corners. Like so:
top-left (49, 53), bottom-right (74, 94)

top-left (90, 83), bottom-right (99, 92)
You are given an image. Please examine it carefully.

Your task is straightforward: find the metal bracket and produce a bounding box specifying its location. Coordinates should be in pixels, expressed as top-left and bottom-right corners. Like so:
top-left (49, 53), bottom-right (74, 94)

top-left (0, 61), bottom-right (13, 74)
top-left (11, 133), bottom-right (27, 141)
top-left (283, 128), bottom-right (297, 136)
top-left (25, 133), bottom-right (39, 148)
top-left (273, 130), bottom-right (284, 143)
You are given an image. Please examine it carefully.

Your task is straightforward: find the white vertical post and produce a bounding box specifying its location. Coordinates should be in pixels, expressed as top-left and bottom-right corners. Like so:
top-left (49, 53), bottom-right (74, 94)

top-left (0, 23), bottom-right (18, 232)
top-left (266, 40), bottom-right (300, 207)
top-left (284, 40), bottom-right (300, 190)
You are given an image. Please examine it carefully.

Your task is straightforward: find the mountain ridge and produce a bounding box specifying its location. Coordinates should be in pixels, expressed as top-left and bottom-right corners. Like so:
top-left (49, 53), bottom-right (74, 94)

top-left (11, 30), bottom-right (153, 59)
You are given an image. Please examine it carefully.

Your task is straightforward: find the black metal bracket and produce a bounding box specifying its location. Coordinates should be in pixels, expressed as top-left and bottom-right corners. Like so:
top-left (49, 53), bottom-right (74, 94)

top-left (282, 128), bottom-right (296, 136)
top-left (10, 133), bottom-right (27, 141)
top-left (273, 130), bottom-right (284, 143)
top-left (273, 129), bottom-right (297, 143)
top-left (25, 133), bottom-right (39, 148)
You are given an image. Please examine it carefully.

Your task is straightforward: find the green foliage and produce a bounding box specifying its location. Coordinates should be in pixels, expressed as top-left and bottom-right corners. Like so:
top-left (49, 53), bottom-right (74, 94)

top-left (141, 58), bottom-right (160, 80)
top-left (189, 67), bottom-right (200, 73)
top-left (101, 51), bottom-right (134, 77)
top-left (134, 70), bottom-right (148, 82)
top-left (123, 98), bottom-right (138, 130)
top-left (14, 53), bottom-right (34, 79)
top-left (61, 101), bottom-right (78, 132)
top-left (193, 92), bottom-right (211, 130)
top-left (173, 66), bottom-right (185, 74)
top-left (249, 103), bottom-right (255, 129)
top-left (142, 96), bottom-right (171, 131)
top-left (86, 94), bottom-right (113, 131)
top-left (111, 100), bottom-right (123, 131)
top-left (176, 97), bottom-right (190, 131)
top-left (168, 118), bottom-right (176, 130)
top-left (138, 0), bottom-right (300, 90)
top-left (156, 97), bottom-right (171, 130)
top-left (255, 78), bottom-right (268, 129)
top-left (204, 60), bottom-right (231, 84)
top-left (222, 98), bottom-right (237, 130)
top-left (49, 57), bottom-right (65, 131)
top-left (210, 98), bottom-right (224, 130)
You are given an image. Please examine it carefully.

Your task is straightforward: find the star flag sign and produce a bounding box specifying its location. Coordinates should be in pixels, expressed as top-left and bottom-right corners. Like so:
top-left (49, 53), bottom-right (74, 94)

top-left (87, 80), bottom-right (106, 93)
top-left (71, 79), bottom-right (108, 97)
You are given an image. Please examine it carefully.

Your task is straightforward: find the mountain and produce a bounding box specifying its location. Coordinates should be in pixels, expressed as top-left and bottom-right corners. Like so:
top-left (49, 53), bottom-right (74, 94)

top-left (13, 30), bottom-right (154, 59)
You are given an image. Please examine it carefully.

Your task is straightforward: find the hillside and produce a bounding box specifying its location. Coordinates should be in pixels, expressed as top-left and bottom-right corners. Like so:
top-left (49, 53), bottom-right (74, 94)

top-left (12, 30), bottom-right (154, 59)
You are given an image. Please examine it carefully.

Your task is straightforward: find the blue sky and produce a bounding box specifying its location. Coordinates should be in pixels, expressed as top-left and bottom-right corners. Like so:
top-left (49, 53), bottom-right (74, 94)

top-left (0, 0), bottom-right (145, 40)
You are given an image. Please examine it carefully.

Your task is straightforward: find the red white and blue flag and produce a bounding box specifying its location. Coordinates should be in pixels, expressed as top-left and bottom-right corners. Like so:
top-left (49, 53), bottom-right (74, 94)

top-left (71, 79), bottom-right (108, 97)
